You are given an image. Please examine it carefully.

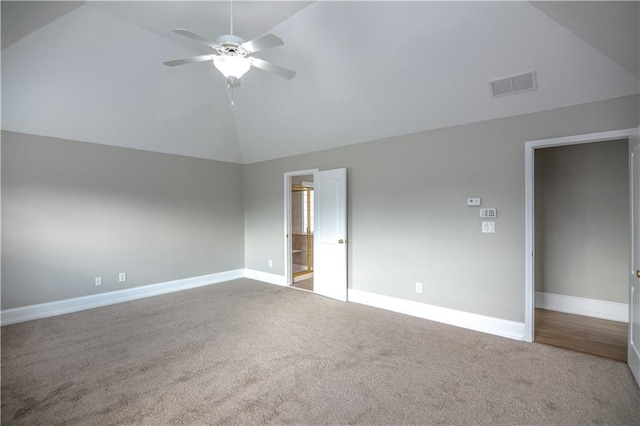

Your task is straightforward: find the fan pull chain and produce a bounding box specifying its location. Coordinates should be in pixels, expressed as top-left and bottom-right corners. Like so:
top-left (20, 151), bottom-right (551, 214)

top-left (228, 83), bottom-right (234, 106)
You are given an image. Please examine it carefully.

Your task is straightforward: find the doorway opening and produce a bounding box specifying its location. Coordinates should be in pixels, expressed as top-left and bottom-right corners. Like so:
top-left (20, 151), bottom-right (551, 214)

top-left (291, 177), bottom-right (314, 291)
top-left (284, 167), bottom-right (349, 302)
top-left (532, 139), bottom-right (629, 361)
top-left (284, 169), bottom-right (318, 291)
top-left (525, 129), bottom-right (636, 352)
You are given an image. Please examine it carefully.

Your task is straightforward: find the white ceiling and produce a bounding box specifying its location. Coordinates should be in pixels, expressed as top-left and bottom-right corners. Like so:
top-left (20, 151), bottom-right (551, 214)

top-left (2, 1), bottom-right (639, 164)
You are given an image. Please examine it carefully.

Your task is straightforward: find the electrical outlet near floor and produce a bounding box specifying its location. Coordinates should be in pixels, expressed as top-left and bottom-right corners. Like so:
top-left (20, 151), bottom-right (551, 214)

top-left (119, 272), bottom-right (127, 282)
top-left (95, 276), bottom-right (102, 286)
top-left (415, 282), bottom-right (423, 293)
top-left (268, 260), bottom-right (273, 268)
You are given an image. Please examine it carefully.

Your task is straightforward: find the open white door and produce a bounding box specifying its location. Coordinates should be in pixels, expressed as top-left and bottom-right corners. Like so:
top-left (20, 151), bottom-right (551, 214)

top-left (629, 126), bottom-right (640, 387)
top-left (314, 168), bottom-right (347, 301)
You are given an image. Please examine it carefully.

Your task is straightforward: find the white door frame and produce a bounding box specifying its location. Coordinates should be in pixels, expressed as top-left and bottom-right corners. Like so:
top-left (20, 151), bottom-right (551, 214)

top-left (524, 128), bottom-right (636, 342)
top-left (284, 169), bottom-right (319, 286)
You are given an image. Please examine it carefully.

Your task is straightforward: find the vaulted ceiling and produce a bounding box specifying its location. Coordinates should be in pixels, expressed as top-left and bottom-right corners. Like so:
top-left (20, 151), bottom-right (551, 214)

top-left (2, 1), bottom-right (639, 164)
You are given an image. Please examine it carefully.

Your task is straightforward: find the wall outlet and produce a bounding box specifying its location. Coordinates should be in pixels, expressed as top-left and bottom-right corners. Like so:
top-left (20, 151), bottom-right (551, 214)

top-left (268, 260), bottom-right (273, 268)
top-left (95, 276), bottom-right (102, 286)
top-left (416, 282), bottom-right (423, 293)
top-left (119, 272), bottom-right (127, 282)
top-left (482, 221), bottom-right (496, 233)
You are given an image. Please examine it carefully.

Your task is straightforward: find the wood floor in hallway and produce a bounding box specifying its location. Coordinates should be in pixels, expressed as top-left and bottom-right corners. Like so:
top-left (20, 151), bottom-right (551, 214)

top-left (535, 308), bottom-right (628, 362)
top-left (291, 277), bottom-right (313, 292)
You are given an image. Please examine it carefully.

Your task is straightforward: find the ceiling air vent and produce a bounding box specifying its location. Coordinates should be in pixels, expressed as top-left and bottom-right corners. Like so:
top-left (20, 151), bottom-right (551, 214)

top-left (489, 71), bottom-right (537, 98)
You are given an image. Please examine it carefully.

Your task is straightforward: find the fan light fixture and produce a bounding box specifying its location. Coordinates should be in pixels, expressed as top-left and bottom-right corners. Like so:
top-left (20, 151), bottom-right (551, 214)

top-left (213, 55), bottom-right (251, 80)
top-left (163, 0), bottom-right (295, 106)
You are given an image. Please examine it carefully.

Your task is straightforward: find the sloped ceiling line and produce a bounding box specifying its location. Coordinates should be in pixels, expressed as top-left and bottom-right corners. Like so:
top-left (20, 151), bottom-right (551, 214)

top-left (1, 1), bottom-right (638, 164)
top-left (530, 0), bottom-right (640, 79)
top-left (1, 1), bottom-right (85, 49)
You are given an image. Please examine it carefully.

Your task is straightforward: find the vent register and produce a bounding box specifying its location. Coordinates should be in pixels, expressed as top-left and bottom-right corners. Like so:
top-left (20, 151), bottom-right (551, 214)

top-left (489, 71), bottom-right (537, 97)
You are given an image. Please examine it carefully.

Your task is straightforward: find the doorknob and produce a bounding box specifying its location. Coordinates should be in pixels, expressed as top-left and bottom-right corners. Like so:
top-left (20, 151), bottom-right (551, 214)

top-left (637, 269), bottom-right (640, 279)
top-left (338, 239), bottom-right (345, 244)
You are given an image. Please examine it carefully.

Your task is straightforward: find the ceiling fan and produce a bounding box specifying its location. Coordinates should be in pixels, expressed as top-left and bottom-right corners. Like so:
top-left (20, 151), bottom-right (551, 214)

top-left (163, 0), bottom-right (295, 91)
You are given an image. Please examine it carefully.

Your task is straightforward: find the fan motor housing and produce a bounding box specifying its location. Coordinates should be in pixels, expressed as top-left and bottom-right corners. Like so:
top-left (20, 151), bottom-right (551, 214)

top-left (216, 34), bottom-right (245, 47)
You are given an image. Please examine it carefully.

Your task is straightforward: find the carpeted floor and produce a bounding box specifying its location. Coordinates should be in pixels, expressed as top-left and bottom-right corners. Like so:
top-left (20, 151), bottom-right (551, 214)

top-left (2, 279), bottom-right (639, 425)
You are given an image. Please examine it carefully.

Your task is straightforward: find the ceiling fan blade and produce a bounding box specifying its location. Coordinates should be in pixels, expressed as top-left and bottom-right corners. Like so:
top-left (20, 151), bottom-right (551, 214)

top-left (172, 29), bottom-right (219, 49)
top-left (251, 58), bottom-right (296, 80)
top-left (163, 54), bottom-right (216, 67)
top-left (241, 34), bottom-right (283, 53)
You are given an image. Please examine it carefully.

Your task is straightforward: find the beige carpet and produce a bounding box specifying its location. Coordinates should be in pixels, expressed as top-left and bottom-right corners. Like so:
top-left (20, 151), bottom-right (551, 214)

top-left (2, 279), bottom-right (639, 425)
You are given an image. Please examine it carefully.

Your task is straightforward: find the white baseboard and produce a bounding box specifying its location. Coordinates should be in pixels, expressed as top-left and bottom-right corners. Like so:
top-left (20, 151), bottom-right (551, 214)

top-left (243, 269), bottom-right (287, 286)
top-left (348, 289), bottom-right (525, 341)
top-left (293, 272), bottom-right (313, 283)
top-left (535, 291), bottom-right (628, 323)
top-left (1, 269), bottom-right (244, 326)
top-left (1, 269), bottom-right (530, 342)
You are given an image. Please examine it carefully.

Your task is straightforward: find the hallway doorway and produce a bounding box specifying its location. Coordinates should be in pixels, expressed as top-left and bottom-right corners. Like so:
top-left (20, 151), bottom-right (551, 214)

top-left (532, 139), bottom-right (629, 361)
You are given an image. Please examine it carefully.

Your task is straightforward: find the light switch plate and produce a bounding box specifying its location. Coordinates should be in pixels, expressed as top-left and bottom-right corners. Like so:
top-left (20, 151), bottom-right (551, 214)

top-left (467, 197), bottom-right (481, 207)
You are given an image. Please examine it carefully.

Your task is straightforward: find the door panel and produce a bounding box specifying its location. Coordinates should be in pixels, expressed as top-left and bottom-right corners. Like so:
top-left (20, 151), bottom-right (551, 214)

top-left (314, 168), bottom-right (347, 301)
top-left (629, 126), bottom-right (640, 387)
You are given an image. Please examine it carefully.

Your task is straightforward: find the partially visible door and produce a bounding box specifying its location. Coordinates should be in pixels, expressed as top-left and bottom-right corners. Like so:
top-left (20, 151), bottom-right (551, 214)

top-left (629, 126), bottom-right (640, 388)
top-left (314, 168), bottom-right (347, 301)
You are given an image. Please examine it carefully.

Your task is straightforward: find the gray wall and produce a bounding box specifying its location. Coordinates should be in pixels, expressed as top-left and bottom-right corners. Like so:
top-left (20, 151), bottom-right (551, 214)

top-left (1, 131), bottom-right (244, 309)
top-left (535, 140), bottom-right (629, 303)
top-left (244, 95), bottom-right (639, 323)
top-left (3, 95), bottom-right (638, 318)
